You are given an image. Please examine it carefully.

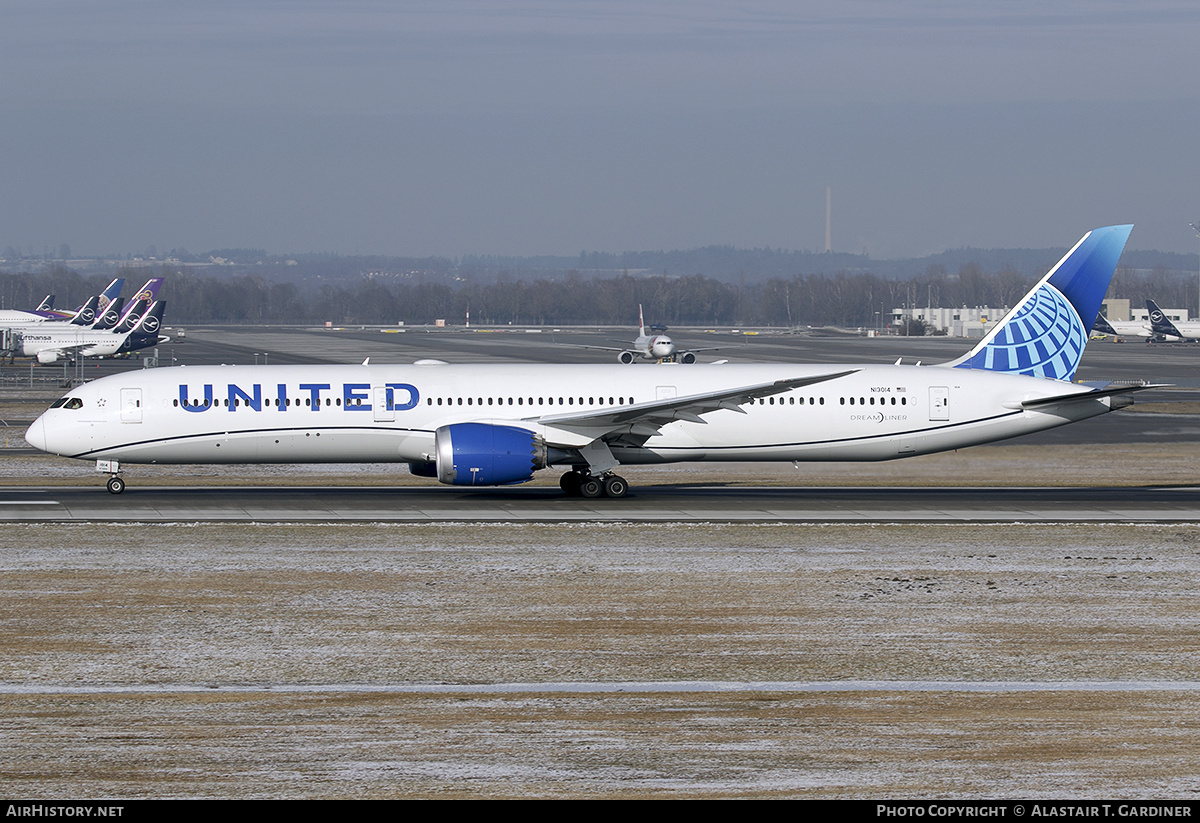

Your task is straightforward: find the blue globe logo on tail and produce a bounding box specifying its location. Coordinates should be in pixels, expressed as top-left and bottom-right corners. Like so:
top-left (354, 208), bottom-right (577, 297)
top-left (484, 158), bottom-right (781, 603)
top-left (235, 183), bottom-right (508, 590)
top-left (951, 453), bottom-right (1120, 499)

top-left (951, 225), bottom-right (1132, 381)
top-left (966, 283), bottom-right (1085, 378)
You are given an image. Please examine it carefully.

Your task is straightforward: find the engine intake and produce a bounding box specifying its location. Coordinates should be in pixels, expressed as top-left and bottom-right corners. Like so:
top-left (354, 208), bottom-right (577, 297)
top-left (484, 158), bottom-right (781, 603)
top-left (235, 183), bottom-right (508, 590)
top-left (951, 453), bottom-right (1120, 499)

top-left (434, 423), bottom-right (546, 485)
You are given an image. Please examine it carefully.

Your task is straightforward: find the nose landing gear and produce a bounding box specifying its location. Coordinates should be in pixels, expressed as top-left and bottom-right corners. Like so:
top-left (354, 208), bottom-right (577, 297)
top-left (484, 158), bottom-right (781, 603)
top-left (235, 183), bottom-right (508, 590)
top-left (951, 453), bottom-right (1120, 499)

top-left (97, 460), bottom-right (125, 494)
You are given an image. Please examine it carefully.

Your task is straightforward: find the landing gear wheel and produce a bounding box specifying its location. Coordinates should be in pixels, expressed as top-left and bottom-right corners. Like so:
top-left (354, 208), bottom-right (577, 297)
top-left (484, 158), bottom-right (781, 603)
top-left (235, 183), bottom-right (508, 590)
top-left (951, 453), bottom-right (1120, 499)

top-left (602, 474), bottom-right (629, 499)
top-left (560, 471), bottom-right (584, 496)
top-left (579, 477), bottom-right (604, 498)
top-left (106, 476), bottom-right (125, 495)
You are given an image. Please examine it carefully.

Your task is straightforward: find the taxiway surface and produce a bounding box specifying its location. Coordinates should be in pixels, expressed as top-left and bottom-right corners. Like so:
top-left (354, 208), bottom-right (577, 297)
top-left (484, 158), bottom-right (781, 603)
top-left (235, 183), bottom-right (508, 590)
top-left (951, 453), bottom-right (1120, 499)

top-left (4, 483), bottom-right (1200, 523)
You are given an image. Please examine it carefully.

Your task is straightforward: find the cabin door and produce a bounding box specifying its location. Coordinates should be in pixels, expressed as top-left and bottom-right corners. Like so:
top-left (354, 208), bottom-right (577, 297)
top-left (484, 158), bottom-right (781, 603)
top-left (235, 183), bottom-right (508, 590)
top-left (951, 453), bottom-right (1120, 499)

top-left (120, 388), bottom-right (143, 423)
top-left (373, 387), bottom-right (395, 422)
top-left (929, 386), bottom-right (949, 421)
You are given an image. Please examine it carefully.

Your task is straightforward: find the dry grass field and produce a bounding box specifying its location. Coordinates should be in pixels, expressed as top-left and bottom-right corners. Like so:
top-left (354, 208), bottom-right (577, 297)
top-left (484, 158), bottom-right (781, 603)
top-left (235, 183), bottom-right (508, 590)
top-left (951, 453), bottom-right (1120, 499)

top-left (2, 521), bottom-right (1199, 798)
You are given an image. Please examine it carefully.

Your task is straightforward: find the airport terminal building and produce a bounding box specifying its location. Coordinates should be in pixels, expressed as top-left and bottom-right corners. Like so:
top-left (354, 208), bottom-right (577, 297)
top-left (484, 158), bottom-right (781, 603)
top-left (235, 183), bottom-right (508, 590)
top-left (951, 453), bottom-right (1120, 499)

top-left (893, 300), bottom-right (1190, 337)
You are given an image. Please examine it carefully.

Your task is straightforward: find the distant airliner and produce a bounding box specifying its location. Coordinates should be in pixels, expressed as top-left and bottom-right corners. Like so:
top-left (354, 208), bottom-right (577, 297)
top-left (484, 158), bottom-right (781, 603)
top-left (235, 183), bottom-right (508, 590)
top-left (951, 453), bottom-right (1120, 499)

top-left (0, 278), bottom-right (124, 326)
top-left (28, 226), bottom-right (1145, 498)
top-left (1092, 312), bottom-right (1151, 340)
top-left (585, 305), bottom-right (720, 363)
top-left (1145, 299), bottom-right (1200, 342)
top-left (2, 279), bottom-right (166, 363)
top-left (13, 300), bottom-right (168, 364)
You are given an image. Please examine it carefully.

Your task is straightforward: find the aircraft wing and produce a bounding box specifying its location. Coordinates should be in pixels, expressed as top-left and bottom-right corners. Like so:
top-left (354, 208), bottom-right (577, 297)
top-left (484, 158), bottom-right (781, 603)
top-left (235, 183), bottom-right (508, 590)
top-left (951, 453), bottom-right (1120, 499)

top-left (29, 343), bottom-right (89, 364)
top-left (580, 344), bottom-right (633, 353)
top-left (530, 369), bottom-right (858, 446)
top-left (579, 343), bottom-right (724, 353)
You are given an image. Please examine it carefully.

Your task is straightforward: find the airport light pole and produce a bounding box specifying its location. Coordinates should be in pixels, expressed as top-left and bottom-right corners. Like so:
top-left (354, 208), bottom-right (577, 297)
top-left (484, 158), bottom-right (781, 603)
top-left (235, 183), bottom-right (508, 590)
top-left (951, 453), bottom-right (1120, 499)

top-left (1190, 223), bottom-right (1200, 319)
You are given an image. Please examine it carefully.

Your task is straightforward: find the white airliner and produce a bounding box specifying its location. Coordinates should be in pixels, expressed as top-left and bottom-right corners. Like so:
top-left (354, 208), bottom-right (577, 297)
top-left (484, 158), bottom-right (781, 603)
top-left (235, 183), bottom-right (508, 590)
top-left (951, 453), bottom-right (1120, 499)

top-left (3, 279), bottom-right (166, 363)
top-left (1145, 300), bottom-right (1200, 342)
top-left (0, 278), bottom-right (124, 326)
top-left (1091, 312), bottom-right (1151, 339)
top-left (585, 305), bottom-right (719, 363)
top-left (28, 226), bottom-right (1145, 497)
top-left (13, 300), bottom-right (168, 364)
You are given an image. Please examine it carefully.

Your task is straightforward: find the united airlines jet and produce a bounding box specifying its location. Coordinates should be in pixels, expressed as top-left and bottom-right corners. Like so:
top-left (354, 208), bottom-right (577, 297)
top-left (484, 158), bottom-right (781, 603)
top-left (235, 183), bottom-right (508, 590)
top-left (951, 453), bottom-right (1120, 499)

top-left (27, 226), bottom-right (1144, 497)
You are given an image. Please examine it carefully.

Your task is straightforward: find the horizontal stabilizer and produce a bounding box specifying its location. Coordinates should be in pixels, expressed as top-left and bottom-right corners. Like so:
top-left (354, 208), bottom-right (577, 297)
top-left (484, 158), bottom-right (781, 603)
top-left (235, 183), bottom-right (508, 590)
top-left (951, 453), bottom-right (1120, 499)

top-left (1013, 381), bottom-right (1165, 409)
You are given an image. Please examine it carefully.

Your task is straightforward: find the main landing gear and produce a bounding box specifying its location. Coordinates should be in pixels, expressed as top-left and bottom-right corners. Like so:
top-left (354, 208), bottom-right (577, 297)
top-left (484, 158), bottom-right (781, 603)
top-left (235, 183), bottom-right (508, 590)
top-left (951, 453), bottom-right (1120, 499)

top-left (559, 469), bottom-right (629, 499)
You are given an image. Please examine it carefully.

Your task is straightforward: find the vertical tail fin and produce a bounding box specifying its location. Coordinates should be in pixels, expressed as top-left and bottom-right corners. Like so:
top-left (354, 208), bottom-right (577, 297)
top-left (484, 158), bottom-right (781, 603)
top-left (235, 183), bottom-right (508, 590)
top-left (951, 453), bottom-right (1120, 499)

top-left (68, 295), bottom-right (99, 326)
top-left (638, 304), bottom-right (646, 337)
top-left (93, 297), bottom-right (126, 330)
top-left (130, 277), bottom-right (163, 305)
top-left (113, 297), bottom-right (151, 334)
top-left (1092, 312), bottom-right (1117, 335)
top-left (1145, 299), bottom-right (1183, 338)
top-left (94, 278), bottom-right (124, 315)
top-left (947, 225), bottom-right (1132, 380)
top-left (130, 300), bottom-right (165, 339)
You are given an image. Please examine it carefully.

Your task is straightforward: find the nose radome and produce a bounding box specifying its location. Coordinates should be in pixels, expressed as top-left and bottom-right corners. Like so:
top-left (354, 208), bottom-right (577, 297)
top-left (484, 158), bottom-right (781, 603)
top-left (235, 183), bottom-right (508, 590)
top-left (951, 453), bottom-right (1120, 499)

top-left (24, 416), bottom-right (46, 452)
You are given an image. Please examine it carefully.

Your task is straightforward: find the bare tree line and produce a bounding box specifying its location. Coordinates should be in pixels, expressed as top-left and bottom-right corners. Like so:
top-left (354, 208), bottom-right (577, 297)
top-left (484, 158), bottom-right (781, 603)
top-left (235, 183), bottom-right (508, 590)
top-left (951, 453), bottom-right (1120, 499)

top-left (1, 262), bottom-right (1195, 328)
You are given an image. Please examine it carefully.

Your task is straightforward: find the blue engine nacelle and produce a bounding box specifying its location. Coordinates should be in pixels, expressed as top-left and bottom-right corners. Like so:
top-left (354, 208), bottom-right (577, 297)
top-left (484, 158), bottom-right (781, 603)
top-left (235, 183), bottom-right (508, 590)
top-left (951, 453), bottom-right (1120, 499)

top-left (434, 423), bottom-right (547, 486)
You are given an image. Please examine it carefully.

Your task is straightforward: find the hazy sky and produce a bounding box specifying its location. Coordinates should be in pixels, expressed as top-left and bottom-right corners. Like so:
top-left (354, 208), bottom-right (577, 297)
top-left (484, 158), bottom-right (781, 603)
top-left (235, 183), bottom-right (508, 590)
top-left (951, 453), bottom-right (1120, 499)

top-left (2, 1), bottom-right (1198, 258)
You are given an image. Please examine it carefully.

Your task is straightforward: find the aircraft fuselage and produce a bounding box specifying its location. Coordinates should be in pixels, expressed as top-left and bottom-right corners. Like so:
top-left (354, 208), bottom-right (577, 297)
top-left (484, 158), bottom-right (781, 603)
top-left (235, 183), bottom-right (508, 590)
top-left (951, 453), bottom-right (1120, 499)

top-left (26, 362), bottom-right (1112, 468)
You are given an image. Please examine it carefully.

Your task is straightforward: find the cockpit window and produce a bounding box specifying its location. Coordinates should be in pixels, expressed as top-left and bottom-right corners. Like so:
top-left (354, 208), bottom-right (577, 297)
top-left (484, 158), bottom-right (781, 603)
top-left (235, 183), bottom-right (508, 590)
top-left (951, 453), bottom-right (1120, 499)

top-left (50, 398), bottom-right (68, 408)
top-left (52, 397), bottom-right (84, 410)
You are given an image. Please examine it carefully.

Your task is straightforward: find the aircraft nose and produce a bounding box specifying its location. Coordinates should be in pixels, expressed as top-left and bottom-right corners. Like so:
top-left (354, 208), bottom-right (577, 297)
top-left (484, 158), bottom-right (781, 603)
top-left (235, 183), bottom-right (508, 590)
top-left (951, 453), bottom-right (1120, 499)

top-left (25, 416), bottom-right (47, 452)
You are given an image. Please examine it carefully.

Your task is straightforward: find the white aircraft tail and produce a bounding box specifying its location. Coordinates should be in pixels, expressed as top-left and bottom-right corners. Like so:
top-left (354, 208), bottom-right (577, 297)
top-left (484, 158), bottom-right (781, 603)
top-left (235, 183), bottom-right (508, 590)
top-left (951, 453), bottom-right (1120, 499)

top-left (945, 225), bottom-right (1133, 381)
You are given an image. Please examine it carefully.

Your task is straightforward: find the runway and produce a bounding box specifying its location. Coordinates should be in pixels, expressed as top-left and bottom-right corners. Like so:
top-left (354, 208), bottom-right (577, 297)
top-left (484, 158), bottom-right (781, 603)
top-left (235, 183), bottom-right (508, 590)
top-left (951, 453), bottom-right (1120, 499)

top-left (4, 482), bottom-right (1200, 522)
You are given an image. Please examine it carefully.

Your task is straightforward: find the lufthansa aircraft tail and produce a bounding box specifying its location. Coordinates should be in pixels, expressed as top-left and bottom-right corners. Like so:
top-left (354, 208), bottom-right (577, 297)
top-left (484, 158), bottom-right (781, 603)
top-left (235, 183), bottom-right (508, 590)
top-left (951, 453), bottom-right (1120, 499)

top-left (67, 296), bottom-right (100, 326)
top-left (120, 300), bottom-right (168, 351)
top-left (1145, 299), bottom-right (1184, 340)
top-left (1093, 312), bottom-right (1117, 336)
top-left (945, 225), bottom-right (1133, 381)
top-left (111, 278), bottom-right (165, 334)
top-left (92, 297), bottom-right (126, 330)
